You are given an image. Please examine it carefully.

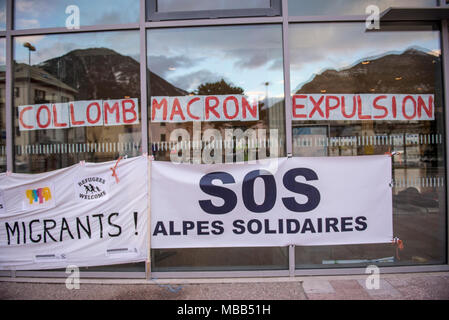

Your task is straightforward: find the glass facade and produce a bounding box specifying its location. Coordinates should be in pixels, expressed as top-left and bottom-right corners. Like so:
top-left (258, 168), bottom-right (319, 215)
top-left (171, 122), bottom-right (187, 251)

top-left (0, 0), bottom-right (448, 276)
top-left (290, 23), bottom-right (446, 267)
top-left (147, 25), bottom-right (285, 163)
top-left (13, 31), bottom-right (141, 173)
top-left (148, 25), bottom-right (287, 271)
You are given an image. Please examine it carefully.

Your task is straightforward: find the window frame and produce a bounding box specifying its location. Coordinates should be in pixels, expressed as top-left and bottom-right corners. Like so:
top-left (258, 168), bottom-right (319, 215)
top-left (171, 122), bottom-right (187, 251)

top-left (146, 0), bottom-right (281, 21)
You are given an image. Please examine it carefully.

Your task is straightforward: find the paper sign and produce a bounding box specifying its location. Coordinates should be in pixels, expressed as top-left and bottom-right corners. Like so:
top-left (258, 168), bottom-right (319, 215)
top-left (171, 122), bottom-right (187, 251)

top-left (18, 98), bottom-right (139, 131)
top-left (292, 94), bottom-right (434, 121)
top-left (151, 94), bottom-right (259, 123)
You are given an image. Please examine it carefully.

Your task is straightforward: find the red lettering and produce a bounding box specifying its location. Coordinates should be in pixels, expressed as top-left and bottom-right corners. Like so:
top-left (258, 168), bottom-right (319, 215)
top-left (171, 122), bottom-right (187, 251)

top-left (223, 96), bottom-right (239, 120)
top-left (170, 98), bottom-right (186, 121)
top-left (69, 103), bottom-right (84, 126)
top-left (341, 96), bottom-right (357, 119)
top-left (103, 101), bottom-right (120, 124)
top-left (52, 104), bottom-right (68, 128)
top-left (242, 96), bottom-right (258, 119)
top-left (417, 95), bottom-right (433, 119)
top-left (151, 98), bottom-right (168, 121)
top-left (187, 97), bottom-right (201, 120)
top-left (87, 102), bottom-right (102, 124)
top-left (205, 96), bottom-right (220, 120)
top-left (392, 96), bottom-right (397, 118)
top-left (19, 106), bottom-right (34, 130)
top-left (36, 105), bottom-right (51, 129)
top-left (325, 95), bottom-right (339, 119)
top-left (122, 99), bottom-right (138, 124)
top-left (309, 96), bottom-right (325, 118)
top-left (357, 95), bottom-right (371, 120)
top-left (402, 95), bottom-right (416, 120)
top-left (292, 95), bottom-right (307, 119)
top-left (373, 95), bottom-right (388, 119)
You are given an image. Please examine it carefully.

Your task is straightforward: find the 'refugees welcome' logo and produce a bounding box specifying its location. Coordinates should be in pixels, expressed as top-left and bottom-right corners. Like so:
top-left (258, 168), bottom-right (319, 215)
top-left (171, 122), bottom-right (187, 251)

top-left (76, 176), bottom-right (109, 201)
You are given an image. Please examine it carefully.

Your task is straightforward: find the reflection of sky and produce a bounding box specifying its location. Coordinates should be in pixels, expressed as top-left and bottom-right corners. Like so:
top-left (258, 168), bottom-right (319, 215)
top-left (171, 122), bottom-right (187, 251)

top-left (14, 31), bottom-right (140, 65)
top-left (0, 38), bottom-right (5, 65)
top-left (15, 0), bottom-right (139, 29)
top-left (0, 0), bottom-right (5, 30)
top-left (147, 25), bottom-right (285, 98)
top-left (288, 0), bottom-right (436, 16)
top-left (289, 23), bottom-right (440, 93)
top-left (158, 0), bottom-right (270, 12)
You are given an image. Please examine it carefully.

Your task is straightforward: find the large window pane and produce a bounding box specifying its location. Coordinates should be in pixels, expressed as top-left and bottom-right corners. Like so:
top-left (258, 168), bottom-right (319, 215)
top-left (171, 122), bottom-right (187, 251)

top-left (289, 0), bottom-right (437, 16)
top-left (14, 0), bottom-right (139, 29)
top-left (152, 247), bottom-right (288, 272)
top-left (147, 25), bottom-right (287, 271)
top-left (290, 23), bottom-right (446, 268)
top-left (14, 31), bottom-right (141, 173)
top-left (0, 38), bottom-right (5, 172)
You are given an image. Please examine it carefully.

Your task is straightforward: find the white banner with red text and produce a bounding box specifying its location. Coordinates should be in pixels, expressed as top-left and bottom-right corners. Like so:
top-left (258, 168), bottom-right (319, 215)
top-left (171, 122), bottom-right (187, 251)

top-left (0, 156), bottom-right (148, 270)
top-left (18, 98), bottom-right (139, 131)
top-left (151, 155), bottom-right (393, 248)
top-left (150, 95), bottom-right (260, 122)
top-left (292, 94), bottom-right (434, 121)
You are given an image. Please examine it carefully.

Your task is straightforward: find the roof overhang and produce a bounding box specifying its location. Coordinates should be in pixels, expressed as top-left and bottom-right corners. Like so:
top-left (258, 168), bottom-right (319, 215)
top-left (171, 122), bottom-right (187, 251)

top-left (380, 7), bottom-right (449, 21)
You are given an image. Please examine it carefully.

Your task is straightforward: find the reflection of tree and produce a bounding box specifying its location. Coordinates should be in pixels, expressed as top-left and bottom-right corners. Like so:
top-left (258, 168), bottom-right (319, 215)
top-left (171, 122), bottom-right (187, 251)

top-left (194, 79), bottom-right (243, 95)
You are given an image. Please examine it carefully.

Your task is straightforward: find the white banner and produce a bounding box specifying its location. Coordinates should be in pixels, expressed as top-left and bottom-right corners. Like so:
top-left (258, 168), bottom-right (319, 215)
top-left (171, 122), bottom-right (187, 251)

top-left (151, 95), bottom-right (259, 123)
top-left (0, 156), bottom-right (148, 270)
top-left (292, 94), bottom-right (434, 121)
top-left (151, 156), bottom-right (393, 248)
top-left (0, 191), bottom-right (5, 215)
top-left (18, 98), bottom-right (139, 131)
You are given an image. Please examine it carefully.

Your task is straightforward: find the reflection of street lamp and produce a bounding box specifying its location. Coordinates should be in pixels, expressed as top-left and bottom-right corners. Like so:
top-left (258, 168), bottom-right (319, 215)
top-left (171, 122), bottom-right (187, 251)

top-left (23, 42), bottom-right (36, 65)
top-left (264, 81), bottom-right (270, 109)
top-left (23, 42), bottom-right (37, 171)
top-left (23, 42), bottom-right (36, 104)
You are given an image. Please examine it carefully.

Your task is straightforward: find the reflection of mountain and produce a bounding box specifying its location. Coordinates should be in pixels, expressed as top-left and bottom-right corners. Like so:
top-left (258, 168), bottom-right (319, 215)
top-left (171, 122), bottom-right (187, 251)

top-left (37, 47), bottom-right (186, 100)
top-left (150, 71), bottom-right (187, 96)
top-left (296, 48), bottom-right (441, 94)
top-left (292, 47), bottom-right (443, 170)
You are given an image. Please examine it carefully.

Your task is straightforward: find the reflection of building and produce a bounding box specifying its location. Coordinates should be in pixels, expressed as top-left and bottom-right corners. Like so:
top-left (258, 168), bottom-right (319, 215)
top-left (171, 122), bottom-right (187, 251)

top-left (13, 63), bottom-right (78, 172)
top-left (14, 63), bottom-right (78, 105)
top-left (13, 48), bottom-right (147, 172)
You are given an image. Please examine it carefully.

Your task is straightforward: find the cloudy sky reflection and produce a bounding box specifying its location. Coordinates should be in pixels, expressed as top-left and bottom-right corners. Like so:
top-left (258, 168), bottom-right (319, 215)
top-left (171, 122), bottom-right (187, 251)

top-left (14, 31), bottom-right (140, 67)
top-left (290, 23), bottom-right (440, 93)
top-left (10, 13), bottom-right (442, 101)
top-left (14, 0), bottom-right (139, 29)
top-left (147, 25), bottom-right (285, 98)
